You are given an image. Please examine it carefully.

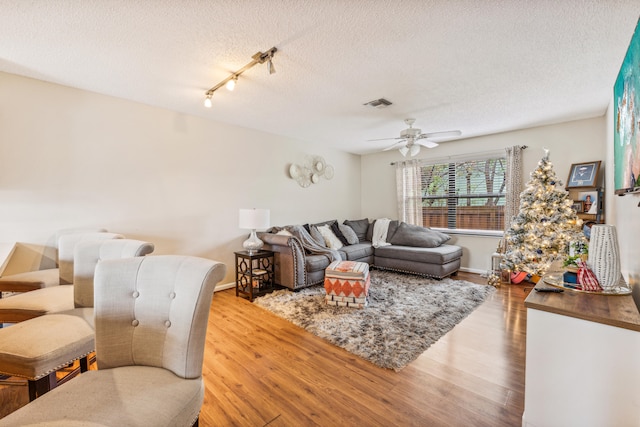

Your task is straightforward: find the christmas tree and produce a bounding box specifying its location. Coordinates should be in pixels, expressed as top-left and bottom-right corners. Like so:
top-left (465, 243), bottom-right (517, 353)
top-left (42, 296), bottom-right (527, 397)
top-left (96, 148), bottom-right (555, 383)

top-left (501, 149), bottom-right (586, 277)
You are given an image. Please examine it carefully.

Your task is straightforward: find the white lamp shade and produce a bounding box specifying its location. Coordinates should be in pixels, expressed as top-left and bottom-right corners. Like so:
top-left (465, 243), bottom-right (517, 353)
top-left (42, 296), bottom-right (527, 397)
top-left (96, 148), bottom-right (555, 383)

top-left (239, 208), bottom-right (270, 230)
top-left (410, 144), bottom-right (421, 156)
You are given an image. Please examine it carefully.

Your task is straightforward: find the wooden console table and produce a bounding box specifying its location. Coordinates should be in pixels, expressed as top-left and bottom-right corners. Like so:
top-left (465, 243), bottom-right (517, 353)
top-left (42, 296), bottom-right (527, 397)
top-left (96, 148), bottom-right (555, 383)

top-left (522, 281), bottom-right (640, 427)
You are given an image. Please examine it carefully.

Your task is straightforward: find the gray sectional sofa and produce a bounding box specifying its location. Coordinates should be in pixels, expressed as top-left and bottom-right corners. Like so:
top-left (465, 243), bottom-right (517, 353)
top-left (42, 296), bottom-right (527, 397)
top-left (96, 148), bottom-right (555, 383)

top-left (258, 218), bottom-right (462, 291)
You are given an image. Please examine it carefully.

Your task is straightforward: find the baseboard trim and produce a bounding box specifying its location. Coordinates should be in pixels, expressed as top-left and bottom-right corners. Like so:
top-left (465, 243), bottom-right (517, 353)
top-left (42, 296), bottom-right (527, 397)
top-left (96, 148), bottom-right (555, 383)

top-left (215, 282), bottom-right (236, 292)
top-left (459, 267), bottom-right (486, 275)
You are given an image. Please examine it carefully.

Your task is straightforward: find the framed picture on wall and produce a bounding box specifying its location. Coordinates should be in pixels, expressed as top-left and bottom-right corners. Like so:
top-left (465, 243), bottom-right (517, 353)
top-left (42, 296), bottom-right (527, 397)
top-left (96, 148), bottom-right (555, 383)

top-left (567, 161), bottom-right (601, 188)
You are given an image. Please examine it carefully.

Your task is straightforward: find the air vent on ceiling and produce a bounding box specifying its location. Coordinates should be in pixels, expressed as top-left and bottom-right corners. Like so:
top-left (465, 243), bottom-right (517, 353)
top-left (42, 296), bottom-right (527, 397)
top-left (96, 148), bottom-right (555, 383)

top-left (363, 98), bottom-right (392, 108)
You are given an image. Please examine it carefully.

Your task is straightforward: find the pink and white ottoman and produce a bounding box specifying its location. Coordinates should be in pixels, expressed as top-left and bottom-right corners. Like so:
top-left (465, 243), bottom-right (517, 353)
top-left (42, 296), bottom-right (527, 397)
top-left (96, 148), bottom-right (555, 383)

top-left (324, 260), bottom-right (370, 308)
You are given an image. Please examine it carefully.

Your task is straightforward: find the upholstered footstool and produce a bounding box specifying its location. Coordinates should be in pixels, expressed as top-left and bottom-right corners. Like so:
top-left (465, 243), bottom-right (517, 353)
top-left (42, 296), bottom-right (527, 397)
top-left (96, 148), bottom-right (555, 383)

top-left (324, 260), bottom-right (370, 308)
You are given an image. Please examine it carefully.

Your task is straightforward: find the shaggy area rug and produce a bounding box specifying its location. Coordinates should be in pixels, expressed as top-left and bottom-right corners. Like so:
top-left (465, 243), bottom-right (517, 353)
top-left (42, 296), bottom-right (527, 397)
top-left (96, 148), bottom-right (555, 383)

top-left (253, 270), bottom-right (495, 371)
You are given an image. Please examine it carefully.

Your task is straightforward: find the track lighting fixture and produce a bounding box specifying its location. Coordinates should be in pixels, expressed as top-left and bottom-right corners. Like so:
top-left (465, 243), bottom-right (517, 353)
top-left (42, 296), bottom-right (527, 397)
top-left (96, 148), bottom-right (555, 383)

top-left (203, 47), bottom-right (277, 106)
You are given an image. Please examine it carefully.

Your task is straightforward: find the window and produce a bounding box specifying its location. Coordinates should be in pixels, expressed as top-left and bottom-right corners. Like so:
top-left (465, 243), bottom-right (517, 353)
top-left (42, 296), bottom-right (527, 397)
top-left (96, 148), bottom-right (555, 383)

top-left (397, 152), bottom-right (506, 233)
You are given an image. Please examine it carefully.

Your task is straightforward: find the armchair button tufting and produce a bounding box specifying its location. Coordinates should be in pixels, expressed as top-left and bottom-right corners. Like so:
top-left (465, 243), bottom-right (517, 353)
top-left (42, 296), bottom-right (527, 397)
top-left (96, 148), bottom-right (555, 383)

top-left (165, 320), bottom-right (171, 327)
top-left (132, 319), bottom-right (139, 326)
top-left (169, 292), bottom-right (176, 299)
top-left (132, 291), bottom-right (139, 298)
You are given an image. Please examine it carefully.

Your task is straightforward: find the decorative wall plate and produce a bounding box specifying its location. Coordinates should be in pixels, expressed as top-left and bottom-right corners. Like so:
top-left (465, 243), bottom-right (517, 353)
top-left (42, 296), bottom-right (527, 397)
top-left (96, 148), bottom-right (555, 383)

top-left (289, 164), bottom-right (300, 179)
top-left (324, 165), bottom-right (334, 180)
top-left (314, 157), bottom-right (326, 172)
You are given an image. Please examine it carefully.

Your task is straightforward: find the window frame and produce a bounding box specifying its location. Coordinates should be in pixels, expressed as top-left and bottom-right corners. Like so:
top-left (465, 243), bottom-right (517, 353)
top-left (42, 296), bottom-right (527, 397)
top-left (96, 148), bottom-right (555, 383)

top-left (399, 150), bottom-right (507, 237)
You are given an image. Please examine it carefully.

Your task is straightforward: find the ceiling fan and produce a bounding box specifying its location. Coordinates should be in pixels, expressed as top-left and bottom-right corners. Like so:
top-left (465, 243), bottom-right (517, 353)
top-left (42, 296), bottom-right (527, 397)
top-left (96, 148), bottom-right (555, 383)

top-left (369, 118), bottom-right (462, 157)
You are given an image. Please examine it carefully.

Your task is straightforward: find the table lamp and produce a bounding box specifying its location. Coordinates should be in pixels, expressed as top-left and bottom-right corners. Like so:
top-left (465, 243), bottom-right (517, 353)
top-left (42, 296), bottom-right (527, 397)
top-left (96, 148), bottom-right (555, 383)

top-left (239, 208), bottom-right (270, 254)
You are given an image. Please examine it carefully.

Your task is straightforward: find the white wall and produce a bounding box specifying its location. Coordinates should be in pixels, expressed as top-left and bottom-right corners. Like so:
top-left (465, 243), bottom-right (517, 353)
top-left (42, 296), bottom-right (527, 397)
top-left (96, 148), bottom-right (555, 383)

top-left (0, 72), bottom-right (361, 284)
top-left (606, 101), bottom-right (640, 308)
top-left (361, 117), bottom-right (606, 273)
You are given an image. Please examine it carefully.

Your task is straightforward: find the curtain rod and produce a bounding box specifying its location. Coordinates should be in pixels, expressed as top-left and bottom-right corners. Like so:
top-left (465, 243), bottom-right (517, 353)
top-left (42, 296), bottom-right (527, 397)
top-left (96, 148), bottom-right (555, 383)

top-left (389, 145), bottom-right (528, 166)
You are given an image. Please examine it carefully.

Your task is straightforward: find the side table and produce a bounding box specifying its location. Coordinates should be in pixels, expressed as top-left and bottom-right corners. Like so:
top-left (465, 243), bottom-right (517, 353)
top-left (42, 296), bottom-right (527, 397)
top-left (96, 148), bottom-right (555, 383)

top-left (234, 250), bottom-right (276, 302)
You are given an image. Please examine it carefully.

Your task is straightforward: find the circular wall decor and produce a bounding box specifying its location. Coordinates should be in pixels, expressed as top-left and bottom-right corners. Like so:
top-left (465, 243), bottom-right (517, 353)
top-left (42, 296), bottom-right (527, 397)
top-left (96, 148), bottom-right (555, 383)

top-left (289, 164), bottom-right (300, 179)
top-left (324, 165), bottom-right (334, 180)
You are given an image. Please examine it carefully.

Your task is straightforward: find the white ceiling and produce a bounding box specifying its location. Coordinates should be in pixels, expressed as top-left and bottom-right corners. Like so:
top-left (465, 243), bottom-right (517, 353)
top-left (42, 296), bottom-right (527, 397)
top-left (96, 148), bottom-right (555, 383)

top-left (1, 1), bottom-right (638, 155)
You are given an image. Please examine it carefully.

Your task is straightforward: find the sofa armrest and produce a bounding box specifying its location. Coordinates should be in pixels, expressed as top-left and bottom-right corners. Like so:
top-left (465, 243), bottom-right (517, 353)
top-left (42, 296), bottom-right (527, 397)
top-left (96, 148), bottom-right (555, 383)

top-left (258, 233), bottom-right (307, 290)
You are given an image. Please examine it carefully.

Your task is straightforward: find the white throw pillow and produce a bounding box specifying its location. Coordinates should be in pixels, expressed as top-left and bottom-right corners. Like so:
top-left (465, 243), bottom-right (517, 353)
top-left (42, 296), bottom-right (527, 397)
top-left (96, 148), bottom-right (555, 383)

top-left (317, 224), bottom-right (343, 250)
top-left (276, 229), bottom-right (294, 236)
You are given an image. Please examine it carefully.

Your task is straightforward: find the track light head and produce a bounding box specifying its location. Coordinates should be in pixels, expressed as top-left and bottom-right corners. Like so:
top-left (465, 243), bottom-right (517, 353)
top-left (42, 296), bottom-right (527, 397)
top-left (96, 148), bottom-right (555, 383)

top-left (204, 93), bottom-right (212, 108)
top-left (267, 58), bottom-right (276, 75)
top-left (226, 77), bottom-right (237, 91)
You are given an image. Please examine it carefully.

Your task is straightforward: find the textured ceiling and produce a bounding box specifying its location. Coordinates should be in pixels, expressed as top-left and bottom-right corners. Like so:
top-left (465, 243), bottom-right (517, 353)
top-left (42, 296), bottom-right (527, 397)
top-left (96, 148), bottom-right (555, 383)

top-left (1, 1), bottom-right (639, 154)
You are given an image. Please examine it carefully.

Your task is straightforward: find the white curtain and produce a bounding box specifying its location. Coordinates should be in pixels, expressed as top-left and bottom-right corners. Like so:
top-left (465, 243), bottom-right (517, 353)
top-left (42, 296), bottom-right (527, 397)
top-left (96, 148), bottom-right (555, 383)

top-left (504, 145), bottom-right (525, 233)
top-left (395, 159), bottom-right (422, 225)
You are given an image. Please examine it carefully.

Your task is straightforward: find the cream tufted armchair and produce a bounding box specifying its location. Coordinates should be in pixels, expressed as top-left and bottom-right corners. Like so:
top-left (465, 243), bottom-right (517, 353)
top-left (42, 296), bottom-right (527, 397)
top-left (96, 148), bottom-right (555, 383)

top-left (0, 255), bottom-right (226, 427)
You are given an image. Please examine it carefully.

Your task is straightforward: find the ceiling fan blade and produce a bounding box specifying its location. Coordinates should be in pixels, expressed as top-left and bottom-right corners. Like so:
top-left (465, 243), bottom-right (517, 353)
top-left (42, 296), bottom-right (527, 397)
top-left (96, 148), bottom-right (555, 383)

top-left (422, 130), bottom-right (462, 139)
top-left (382, 140), bottom-right (405, 151)
top-left (417, 140), bottom-right (439, 149)
top-left (368, 136), bottom-right (403, 142)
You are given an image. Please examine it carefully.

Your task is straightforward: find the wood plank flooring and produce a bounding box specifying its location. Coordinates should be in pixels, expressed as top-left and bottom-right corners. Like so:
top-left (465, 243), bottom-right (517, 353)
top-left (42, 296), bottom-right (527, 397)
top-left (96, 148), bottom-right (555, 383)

top-left (0, 272), bottom-right (530, 426)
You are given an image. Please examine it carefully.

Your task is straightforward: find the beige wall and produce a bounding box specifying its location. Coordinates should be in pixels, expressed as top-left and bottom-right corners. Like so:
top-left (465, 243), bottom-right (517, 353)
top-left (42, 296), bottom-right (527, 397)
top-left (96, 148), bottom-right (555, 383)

top-left (0, 72), bottom-right (361, 285)
top-left (606, 101), bottom-right (640, 308)
top-left (361, 117), bottom-right (607, 273)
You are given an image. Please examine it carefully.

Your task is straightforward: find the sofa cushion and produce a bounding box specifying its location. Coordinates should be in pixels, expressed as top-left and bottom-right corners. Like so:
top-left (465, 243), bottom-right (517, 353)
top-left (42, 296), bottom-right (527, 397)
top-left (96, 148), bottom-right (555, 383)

top-left (338, 224), bottom-right (359, 245)
top-left (389, 222), bottom-right (451, 248)
top-left (339, 243), bottom-right (374, 261)
top-left (343, 218), bottom-right (369, 243)
top-left (305, 254), bottom-right (332, 273)
top-left (374, 244), bottom-right (462, 264)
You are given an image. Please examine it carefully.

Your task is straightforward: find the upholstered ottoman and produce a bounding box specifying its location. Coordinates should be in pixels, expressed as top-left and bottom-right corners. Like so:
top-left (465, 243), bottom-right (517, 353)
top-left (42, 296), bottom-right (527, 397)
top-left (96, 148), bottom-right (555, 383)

top-left (324, 260), bottom-right (370, 308)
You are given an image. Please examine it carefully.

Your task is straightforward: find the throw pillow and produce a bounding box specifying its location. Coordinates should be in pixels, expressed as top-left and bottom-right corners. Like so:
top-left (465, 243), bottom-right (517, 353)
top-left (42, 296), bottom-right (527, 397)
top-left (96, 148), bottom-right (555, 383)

top-left (309, 226), bottom-right (327, 247)
top-left (317, 224), bottom-right (344, 250)
top-left (389, 222), bottom-right (451, 248)
top-left (344, 218), bottom-right (369, 242)
top-left (330, 222), bottom-right (349, 246)
top-left (311, 219), bottom-right (337, 228)
top-left (338, 223), bottom-right (359, 245)
top-left (276, 229), bottom-right (293, 237)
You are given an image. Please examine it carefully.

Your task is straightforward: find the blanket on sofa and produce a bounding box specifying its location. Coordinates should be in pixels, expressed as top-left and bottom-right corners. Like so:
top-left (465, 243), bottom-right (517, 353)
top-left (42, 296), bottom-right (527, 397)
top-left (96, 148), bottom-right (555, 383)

top-left (282, 225), bottom-right (342, 262)
top-left (372, 218), bottom-right (392, 248)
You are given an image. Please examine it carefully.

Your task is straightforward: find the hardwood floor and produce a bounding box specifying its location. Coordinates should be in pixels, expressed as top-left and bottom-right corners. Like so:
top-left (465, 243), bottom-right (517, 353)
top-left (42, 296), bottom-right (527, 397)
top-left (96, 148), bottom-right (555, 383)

top-left (0, 272), bottom-right (530, 426)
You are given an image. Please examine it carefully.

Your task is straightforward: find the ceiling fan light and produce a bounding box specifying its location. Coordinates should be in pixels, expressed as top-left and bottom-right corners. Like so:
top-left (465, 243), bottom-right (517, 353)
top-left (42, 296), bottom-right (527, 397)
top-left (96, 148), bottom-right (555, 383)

top-left (399, 146), bottom-right (409, 157)
top-left (226, 77), bottom-right (237, 91)
top-left (410, 144), bottom-right (421, 157)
